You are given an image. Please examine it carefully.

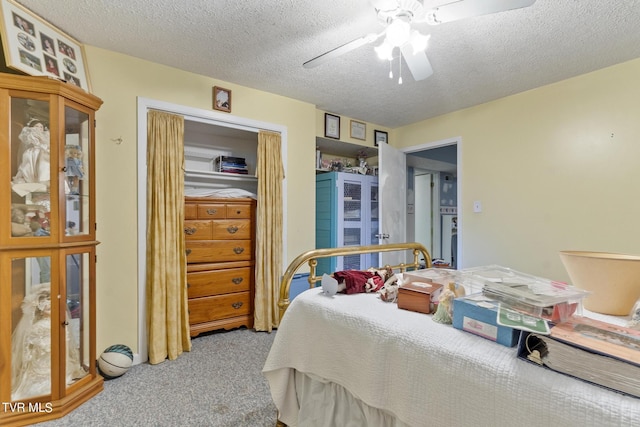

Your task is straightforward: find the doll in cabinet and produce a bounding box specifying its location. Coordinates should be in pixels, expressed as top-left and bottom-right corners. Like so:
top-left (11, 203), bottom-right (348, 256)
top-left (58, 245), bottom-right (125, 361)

top-left (12, 118), bottom-right (51, 190)
top-left (11, 283), bottom-right (86, 401)
top-left (64, 144), bottom-right (84, 195)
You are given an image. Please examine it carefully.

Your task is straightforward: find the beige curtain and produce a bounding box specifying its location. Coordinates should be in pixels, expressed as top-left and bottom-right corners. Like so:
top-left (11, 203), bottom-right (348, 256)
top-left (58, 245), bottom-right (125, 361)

top-left (254, 130), bottom-right (285, 331)
top-left (146, 110), bottom-right (191, 364)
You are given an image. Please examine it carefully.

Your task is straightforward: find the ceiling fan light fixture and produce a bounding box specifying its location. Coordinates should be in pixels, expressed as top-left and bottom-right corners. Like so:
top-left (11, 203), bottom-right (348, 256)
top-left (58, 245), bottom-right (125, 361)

top-left (375, 40), bottom-right (394, 61)
top-left (409, 31), bottom-right (430, 54)
top-left (385, 18), bottom-right (411, 47)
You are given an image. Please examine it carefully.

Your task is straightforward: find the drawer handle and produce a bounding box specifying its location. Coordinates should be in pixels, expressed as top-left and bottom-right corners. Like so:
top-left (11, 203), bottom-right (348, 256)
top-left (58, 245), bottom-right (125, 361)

top-left (186, 249), bottom-right (192, 256)
top-left (232, 277), bottom-right (243, 284)
top-left (184, 227), bottom-right (197, 235)
top-left (206, 208), bottom-right (218, 215)
top-left (186, 282), bottom-right (191, 288)
top-left (236, 210), bottom-right (241, 214)
top-left (233, 247), bottom-right (244, 254)
top-left (227, 226), bottom-right (239, 234)
top-left (232, 302), bottom-right (243, 309)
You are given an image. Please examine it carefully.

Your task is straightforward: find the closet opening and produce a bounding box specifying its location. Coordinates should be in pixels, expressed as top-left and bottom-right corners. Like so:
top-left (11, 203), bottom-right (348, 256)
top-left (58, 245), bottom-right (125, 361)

top-left (136, 97), bottom-right (287, 363)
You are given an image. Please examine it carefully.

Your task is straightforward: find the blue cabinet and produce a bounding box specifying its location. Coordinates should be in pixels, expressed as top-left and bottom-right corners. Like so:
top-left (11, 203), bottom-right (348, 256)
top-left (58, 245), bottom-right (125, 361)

top-left (315, 172), bottom-right (379, 275)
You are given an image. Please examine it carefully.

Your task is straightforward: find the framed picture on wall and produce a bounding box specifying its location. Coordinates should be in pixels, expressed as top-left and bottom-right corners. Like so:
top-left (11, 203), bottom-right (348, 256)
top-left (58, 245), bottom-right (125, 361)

top-left (374, 130), bottom-right (388, 146)
top-left (325, 113), bottom-right (340, 139)
top-left (350, 120), bottom-right (366, 140)
top-left (213, 86), bottom-right (232, 113)
top-left (0, 0), bottom-right (92, 91)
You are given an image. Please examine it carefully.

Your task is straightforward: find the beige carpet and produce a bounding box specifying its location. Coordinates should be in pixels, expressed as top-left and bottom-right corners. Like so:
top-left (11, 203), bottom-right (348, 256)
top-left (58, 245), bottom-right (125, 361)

top-left (40, 328), bottom-right (277, 427)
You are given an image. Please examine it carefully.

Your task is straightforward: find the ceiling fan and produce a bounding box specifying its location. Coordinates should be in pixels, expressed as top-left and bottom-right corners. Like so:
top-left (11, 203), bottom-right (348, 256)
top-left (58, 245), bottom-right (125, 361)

top-left (303, 0), bottom-right (536, 83)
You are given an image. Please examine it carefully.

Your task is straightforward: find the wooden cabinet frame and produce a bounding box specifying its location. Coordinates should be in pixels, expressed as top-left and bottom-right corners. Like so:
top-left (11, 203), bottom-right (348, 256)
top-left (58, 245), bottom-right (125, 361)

top-left (0, 73), bottom-right (103, 426)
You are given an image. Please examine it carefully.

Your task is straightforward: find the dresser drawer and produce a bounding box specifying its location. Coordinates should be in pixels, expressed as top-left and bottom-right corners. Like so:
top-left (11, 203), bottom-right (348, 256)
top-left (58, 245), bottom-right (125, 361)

top-left (211, 219), bottom-right (252, 239)
top-left (184, 220), bottom-right (212, 240)
top-left (184, 203), bottom-right (197, 219)
top-left (197, 204), bottom-right (226, 219)
top-left (188, 292), bottom-right (251, 324)
top-left (187, 267), bottom-right (252, 298)
top-left (226, 204), bottom-right (252, 219)
top-left (186, 240), bottom-right (252, 262)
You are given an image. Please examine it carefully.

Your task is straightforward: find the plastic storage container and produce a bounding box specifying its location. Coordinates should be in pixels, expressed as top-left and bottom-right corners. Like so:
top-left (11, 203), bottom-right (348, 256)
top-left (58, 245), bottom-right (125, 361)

top-left (456, 265), bottom-right (589, 323)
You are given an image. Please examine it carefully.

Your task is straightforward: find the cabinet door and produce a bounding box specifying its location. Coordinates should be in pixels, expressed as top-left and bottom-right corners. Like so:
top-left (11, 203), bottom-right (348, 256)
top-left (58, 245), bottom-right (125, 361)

top-left (5, 94), bottom-right (56, 245)
top-left (61, 247), bottom-right (95, 392)
top-left (4, 250), bottom-right (56, 401)
top-left (62, 104), bottom-right (95, 241)
top-left (340, 176), bottom-right (363, 270)
top-left (366, 177), bottom-right (379, 268)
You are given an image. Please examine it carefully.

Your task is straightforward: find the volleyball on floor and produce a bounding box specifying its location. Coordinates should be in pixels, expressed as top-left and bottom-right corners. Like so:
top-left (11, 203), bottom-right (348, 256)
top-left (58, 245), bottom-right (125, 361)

top-left (98, 344), bottom-right (133, 379)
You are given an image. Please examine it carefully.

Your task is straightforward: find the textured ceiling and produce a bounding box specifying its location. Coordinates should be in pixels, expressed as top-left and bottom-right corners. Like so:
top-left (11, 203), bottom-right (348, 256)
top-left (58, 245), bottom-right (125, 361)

top-left (14, 0), bottom-right (640, 128)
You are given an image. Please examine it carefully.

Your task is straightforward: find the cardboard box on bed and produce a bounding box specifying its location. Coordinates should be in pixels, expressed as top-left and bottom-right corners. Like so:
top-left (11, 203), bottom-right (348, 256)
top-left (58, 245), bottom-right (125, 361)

top-left (397, 282), bottom-right (443, 314)
top-left (452, 294), bottom-right (520, 347)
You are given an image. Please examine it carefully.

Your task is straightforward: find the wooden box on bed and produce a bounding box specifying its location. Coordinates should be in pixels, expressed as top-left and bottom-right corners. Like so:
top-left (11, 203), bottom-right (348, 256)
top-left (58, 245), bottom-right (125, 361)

top-left (397, 282), bottom-right (443, 314)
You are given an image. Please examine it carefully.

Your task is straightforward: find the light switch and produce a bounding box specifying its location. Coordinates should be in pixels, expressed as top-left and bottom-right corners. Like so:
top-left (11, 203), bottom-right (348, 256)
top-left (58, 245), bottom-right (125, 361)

top-left (473, 200), bottom-right (482, 213)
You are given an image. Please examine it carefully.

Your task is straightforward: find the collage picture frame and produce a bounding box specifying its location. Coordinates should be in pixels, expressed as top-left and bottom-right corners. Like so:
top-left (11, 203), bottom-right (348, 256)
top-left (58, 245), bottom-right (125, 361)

top-left (0, 0), bottom-right (91, 91)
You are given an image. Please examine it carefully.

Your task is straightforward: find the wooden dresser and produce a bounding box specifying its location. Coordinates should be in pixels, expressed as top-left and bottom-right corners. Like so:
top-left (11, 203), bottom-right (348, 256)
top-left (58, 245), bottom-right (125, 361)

top-left (184, 197), bottom-right (256, 336)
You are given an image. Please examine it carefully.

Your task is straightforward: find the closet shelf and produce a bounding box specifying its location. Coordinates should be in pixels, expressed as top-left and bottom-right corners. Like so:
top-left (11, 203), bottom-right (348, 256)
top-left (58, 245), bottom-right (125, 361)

top-left (184, 169), bottom-right (258, 183)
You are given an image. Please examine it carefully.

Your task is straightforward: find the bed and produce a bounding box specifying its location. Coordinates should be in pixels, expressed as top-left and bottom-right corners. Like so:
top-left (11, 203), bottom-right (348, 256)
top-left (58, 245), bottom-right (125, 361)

top-left (262, 243), bottom-right (640, 427)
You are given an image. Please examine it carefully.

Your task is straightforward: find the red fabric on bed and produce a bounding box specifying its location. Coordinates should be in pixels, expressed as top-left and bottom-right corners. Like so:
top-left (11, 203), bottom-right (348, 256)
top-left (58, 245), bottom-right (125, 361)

top-left (333, 270), bottom-right (384, 294)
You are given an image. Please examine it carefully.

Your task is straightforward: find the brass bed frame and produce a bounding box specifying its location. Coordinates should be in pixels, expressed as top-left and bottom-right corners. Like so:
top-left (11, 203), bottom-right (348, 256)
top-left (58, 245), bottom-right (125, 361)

top-left (277, 242), bottom-right (431, 321)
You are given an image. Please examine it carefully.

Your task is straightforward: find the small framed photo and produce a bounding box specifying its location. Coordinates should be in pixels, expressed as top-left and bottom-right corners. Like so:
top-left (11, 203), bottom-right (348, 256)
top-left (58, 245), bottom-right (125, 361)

top-left (325, 113), bottom-right (340, 139)
top-left (350, 120), bottom-right (366, 141)
top-left (374, 130), bottom-right (388, 146)
top-left (0, 0), bottom-right (92, 91)
top-left (213, 86), bottom-right (232, 113)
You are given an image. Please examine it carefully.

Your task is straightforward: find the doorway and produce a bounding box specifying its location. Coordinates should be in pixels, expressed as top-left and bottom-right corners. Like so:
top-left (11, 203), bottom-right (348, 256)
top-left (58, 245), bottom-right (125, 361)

top-left (404, 139), bottom-right (460, 268)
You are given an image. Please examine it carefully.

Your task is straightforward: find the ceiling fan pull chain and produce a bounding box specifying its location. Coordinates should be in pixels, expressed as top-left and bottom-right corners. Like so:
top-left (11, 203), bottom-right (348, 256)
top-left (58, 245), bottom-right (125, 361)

top-left (398, 51), bottom-right (403, 84)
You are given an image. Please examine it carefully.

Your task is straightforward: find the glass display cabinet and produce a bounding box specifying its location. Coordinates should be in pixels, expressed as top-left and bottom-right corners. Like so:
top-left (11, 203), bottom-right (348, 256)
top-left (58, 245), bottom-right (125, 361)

top-left (0, 73), bottom-right (103, 426)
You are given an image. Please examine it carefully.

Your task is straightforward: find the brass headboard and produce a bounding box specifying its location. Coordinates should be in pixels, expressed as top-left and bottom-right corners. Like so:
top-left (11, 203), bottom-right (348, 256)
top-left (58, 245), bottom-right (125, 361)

top-left (278, 242), bottom-right (431, 321)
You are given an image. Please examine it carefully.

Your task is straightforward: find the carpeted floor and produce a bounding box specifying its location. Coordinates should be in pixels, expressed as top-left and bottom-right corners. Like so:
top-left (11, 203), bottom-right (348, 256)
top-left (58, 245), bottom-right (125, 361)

top-left (39, 328), bottom-right (278, 427)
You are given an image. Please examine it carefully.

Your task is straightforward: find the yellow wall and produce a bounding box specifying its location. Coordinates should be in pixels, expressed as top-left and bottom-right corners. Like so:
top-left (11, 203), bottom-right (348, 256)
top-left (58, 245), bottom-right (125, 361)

top-left (84, 42), bottom-right (640, 353)
top-left (85, 46), bottom-right (317, 353)
top-left (396, 57), bottom-right (640, 281)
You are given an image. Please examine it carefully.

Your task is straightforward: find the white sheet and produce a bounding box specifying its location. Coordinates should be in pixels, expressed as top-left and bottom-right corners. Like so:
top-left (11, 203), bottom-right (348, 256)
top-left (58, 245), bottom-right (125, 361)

top-left (263, 289), bottom-right (640, 427)
top-left (183, 188), bottom-right (257, 199)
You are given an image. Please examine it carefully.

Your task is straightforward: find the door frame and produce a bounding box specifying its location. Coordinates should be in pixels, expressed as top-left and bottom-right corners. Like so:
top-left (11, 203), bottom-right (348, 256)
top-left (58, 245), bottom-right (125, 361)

top-left (135, 97), bottom-right (288, 363)
top-left (402, 136), bottom-right (462, 269)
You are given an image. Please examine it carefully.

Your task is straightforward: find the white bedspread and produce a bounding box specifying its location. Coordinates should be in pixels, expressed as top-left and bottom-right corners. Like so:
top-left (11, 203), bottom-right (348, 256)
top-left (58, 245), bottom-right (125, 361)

top-left (263, 289), bottom-right (640, 427)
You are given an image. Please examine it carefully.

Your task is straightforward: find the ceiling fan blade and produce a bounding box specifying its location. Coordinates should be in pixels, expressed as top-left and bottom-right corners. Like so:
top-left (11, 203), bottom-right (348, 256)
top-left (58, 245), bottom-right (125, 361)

top-left (400, 43), bottom-right (433, 81)
top-left (303, 32), bottom-right (383, 69)
top-left (427, 0), bottom-right (536, 25)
